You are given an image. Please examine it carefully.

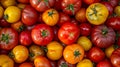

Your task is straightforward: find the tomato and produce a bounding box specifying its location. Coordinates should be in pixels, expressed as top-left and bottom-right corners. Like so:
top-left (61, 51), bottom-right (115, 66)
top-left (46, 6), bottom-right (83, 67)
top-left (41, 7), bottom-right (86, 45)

top-left (42, 9), bottom-right (59, 26)
top-left (63, 44), bottom-right (84, 64)
top-left (47, 41), bottom-right (63, 60)
top-left (17, 3), bottom-right (27, 10)
top-left (17, 0), bottom-right (29, 3)
top-left (114, 6), bottom-right (120, 17)
top-left (91, 25), bottom-right (116, 48)
top-left (19, 30), bottom-right (32, 46)
top-left (1, 0), bottom-right (17, 8)
top-left (22, 5), bottom-right (38, 26)
top-left (70, 18), bottom-right (79, 25)
top-left (0, 6), bottom-right (4, 19)
top-left (105, 45), bottom-right (115, 58)
top-left (57, 57), bottom-right (76, 67)
top-left (107, 0), bottom-right (119, 7)
top-left (96, 59), bottom-right (112, 67)
top-left (61, 0), bottom-right (82, 15)
top-left (29, 45), bottom-right (45, 61)
top-left (30, 0), bottom-right (55, 12)
top-left (86, 3), bottom-right (109, 25)
top-left (0, 54), bottom-right (14, 67)
top-left (77, 36), bottom-right (92, 51)
top-left (110, 48), bottom-right (120, 67)
top-left (54, 0), bottom-right (62, 11)
top-left (75, 8), bottom-right (87, 23)
top-left (77, 59), bottom-right (93, 67)
top-left (79, 23), bottom-right (92, 36)
top-left (88, 47), bottom-right (105, 63)
top-left (10, 45), bottom-right (29, 63)
top-left (52, 26), bottom-right (59, 41)
top-left (83, 0), bottom-right (100, 5)
top-left (19, 62), bottom-right (33, 67)
top-left (0, 28), bottom-right (18, 50)
top-left (34, 56), bottom-right (52, 67)
top-left (4, 6), bottom-right (21, 23)
top-left (50, 60), bottom-right (57, 67)
top-left (0, 18), bottom-right (10, 27)
top-left (31, 24), bottom-right (54, 46)
top-left (58, 22), bottom-right (80, 45)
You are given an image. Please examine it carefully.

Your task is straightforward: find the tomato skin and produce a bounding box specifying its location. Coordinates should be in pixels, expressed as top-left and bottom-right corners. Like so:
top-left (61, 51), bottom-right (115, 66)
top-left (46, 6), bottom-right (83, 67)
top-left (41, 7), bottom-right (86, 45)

top-left (58, 22), bottom-right (80, 45)
top-left (88, 47), bottom-right (105, 63)
top-left (19, 62), bottom-right (33, 67)
top-left (1, 0), bottom-right (17, 8)
top-left (0, 18), bottom-right (10, 27)
top-left (54, 0), bottom-right (62, 11)
top-left (22, 5), bottom-right (38, 26)
top-left (0, 28), bottom-right (18, 50)
top-left (96, 59), bottom-right (112, 67)
top-left (17, 0), bottom-right (29, 3)
top-left (30, 0), bottom-right (55, 12)
top-left (114, 6), bottom-right (120, 17)
top-left (61, 0), bottom-right (82, 15)
top-left (31, 24), bottom-right (54, 46)
top-left (109, 0), bottom-right (118, 7)
top-left (91, 25), bottom-right (116, 48)
top-left (83, 0), bottom-right (100, 5)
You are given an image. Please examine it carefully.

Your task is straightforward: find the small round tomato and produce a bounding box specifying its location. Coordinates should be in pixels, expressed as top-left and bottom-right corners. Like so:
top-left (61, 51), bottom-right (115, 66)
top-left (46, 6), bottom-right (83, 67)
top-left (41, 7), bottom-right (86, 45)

top-left (0, 6), bottom-right (4, 19)
top-left (77, 59), bottom-right (93, 67)
top-left (42, 9), bottom-right (59, 26)
top-left (105, 45), bottom-right (115, 58)
top-left (47, 41), bottom-right (63, 60)
top-left (83, 0), bottom-right (100, 5)
top-left (96, 59), bottom-right (112, 67)
top-left (4, 6), bottom-right (21, 23)
top-left (0, 54), bottom-right (14, 67)
top-left (63, 44), bottom-right (84, 64)
top-left (86, 3), bottom-right (109, 25)
top-left (114, 6), bottom-right (120, 17)
top-left (1, 0), bottom-right (17, 8)
top-left (34, 56), bottom-right (52, 67)
top-left (19, 62), bottom-right (33, 67)
top-left (0, 18), bottom-right (10, 27)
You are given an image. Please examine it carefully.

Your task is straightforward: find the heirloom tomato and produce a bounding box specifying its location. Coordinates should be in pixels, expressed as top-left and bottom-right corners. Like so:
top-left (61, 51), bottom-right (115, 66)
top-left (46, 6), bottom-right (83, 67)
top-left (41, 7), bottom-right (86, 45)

top-left (77, 59), bottom-right (93, 67)
top-left (83, 0), bottom-right (100, 5)
top-left (19, 62), bottom-right (33, 67)
top-left (114, 6), bottom-right (120, 17)
top-left (107, 0), bottom-right (119, 7)
top-left (105, 45), bottom-right (115, 58)
top-left (63, 44), bottom-right (84, 64)
top-left (86, 3), bottom-right (109, 25)
top-left (0, 18), bottom-right (10, 27)
top-left (0, 6), bottom-right (4, 19)
top-left (17, 0), bottom-right (29, 3)
top-left (54, 0), bottom-right (62, 11)
top-left (0, 28), bottom-right (18, 50)
top-left (96, 59), bottom-right (112, 67)
top-left (1, 0), bottom-right (16, 8)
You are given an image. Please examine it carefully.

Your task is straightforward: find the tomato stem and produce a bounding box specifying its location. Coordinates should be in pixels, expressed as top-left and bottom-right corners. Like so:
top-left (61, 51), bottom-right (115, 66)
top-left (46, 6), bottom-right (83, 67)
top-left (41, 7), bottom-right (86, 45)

top-left (41, 30), bottom-right (48, 37)
top-left (61, 63), bottom-right (68, 67)
top-left (48, 10), bottom-right (54, 18)
top-left (29, 53), bottom-right (35, 57)
top-left (0, 34), bottom-right (10, 44)
top-left (74, 50), bottom-right (80, 57)
top-left (8, 52), bottom-right (15, 58)
top-left (90, 5), bottom-right (98, 16)
top-left (67, 4), bottom-right (74, 15)
top-left (102, 29), bottom-right (108, 35)
top-left (4, 14), bottom-right (8, 20)
top-left (44, 0), bottom-right (49, 7)
top-left (18, 25), bottom-right (25, 32)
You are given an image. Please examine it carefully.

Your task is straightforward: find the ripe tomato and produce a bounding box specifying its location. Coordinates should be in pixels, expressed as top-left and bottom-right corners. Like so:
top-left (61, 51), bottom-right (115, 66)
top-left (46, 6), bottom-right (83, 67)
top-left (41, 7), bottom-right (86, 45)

top-left (77, 59), bottom-right (93, 67)
top-left (42, 9), bottom-right (59, 26)
top-left (17, 3), bottom-right (27, 10)
top-left (58, 22), bottom-right (80, 45)
top-left (0, 18), bottom-right (10, 27)
top-left (83, 0), bottom-right (100, 5)
top-left (86, 3), bottom-right (109, 25)
top-left (114, 6), bottom-right (120, 17)
top-left (0, 54), bottom-right (14, 67)
top-left (17, 0), bottom-right (29, 3)
top-left (108, 0), bottom-right (119, 7)
top-left (19, 62), bottom-right (33, 67)
top-left (4, 6), bottom-right (21, 23)
top-left (0, 28), bottom-right (18, 50)
top-left (31, 24), bottom-right (54, 46)
top-left (0, 6), bottom-right (4, 19)
top-left (30, 0), bottom-right (55, 12)
top-left (34, 56), bottom-right (52, 67)
top-left (63, 44), bottom-right (84, 64)
top-left (96, 59), bottom-right (112, 67)
top-left (1, 0), bottom-right (16, 8)
top-left (105, 45), bottom-right (115, 58)
top-left (22, 5), bottom-right (38, 26)
top-left (47, 41), bottom-right (63, 60)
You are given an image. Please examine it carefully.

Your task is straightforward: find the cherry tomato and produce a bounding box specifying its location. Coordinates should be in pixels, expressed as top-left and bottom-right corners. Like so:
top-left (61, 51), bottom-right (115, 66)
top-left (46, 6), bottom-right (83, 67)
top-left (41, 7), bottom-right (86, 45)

top-left (19, 62), bottom-right (33, 67)
top-left (96, 59), bottom-right (112, 67)
top-left (1, 0), bottom-right (17, 8)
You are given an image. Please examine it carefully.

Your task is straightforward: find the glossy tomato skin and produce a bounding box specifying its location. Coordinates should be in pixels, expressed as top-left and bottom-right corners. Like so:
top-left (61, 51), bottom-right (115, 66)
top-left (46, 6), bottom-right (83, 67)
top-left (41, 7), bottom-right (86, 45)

top-left (0, 28), bottom-right (18, 50)
top-left (83, 0), bottom-right (100, 5)
top-left (30, 0), bottom-right (55, 12)
top-left (17, 0), bottom-right (29, 3)
top-left (0, 18), bottom-right (10, 27)
top-left (61, 0), bottom-right (82, 15)
top-left (58, 22), bottom-right (80, 45)
top-left (110, 48), bottom-right (120, 67)
top-left (91, 25), bottom-right (116, 48)
top-left (31, 24), bottom-right (54, 46)
top-left (22, 5), bottom-right (38, 26)
top-left (106, 17), bottom-right (120, 31)
top-left (88, 47), bottom-right (105, 63)
top-left (96, 59), bottom-right (112, 67)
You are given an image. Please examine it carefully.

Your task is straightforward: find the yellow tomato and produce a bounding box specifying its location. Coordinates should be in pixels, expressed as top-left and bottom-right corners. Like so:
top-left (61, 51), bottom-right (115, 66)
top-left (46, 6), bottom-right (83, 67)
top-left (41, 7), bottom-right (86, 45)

top-left (0, 54), bottom-right (14, 67)
top-left (86, 3), bottom-right (109, 25)
top-left (4, 6), bottom-right (21, 23)
top-left (105, 45), bottom-right (115, 58)
top-left (114, 6), bottom-right (120, 17)
top-left (77, 36), bottom-right (92, 51)
top-left (17, 3), bottom-right (26, 10)
top-left (12, 45), bottom-right (29, 63)
top-left (77, 59), bottom-right (93, 67)
top-left (47, 41), bottom-right (63, 60)
top-left (0, 6), bottom-right (4, 19)
top-left (1, 0), bottom-right (16, 8)
top-left (42, 9), bottom-right (59, 26)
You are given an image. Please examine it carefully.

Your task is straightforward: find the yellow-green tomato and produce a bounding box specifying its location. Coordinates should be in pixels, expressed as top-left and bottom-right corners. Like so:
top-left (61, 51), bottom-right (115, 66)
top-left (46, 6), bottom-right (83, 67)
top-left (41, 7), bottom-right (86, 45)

top-left (77, 59), bottom-right (93, 67)
top-left (114, 6), bottom-right (120, 17)
top-left (47, 41), bottom-right (63, 60)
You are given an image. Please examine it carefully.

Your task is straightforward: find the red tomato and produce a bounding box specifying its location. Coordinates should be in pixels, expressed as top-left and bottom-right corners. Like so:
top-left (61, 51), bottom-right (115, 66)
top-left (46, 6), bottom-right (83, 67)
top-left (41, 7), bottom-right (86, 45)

top-left (96, 59), bottom-right (112, 67)
top-left (22, 5), bottom-right (38, 26)
top-left (52, 26), bottom-right (59, 41)
top-left (70, 18), bottom-right (79, 25)
top-left (91, 25), bottom-right (116, 48)
top-left (54, 0), bottom-right (62, 11)
top-left (61, 0), bottom-right (82, 15)
top-left (0, 18), bottom-right (10, 27)
top-left (58, 22), bottom-right (80, 45)
top-left (31, 24), bottom-right (54, 46)
top-left (88, 47), bottom-right (105, 63)
top-left (108, 0), bottom-right (119, 7)
top-left (83, 0), bottom-right (100, 5)
top-left (17, 0), bottom-right (29, 3)
top-left (30, 0), bottom-right (55, 12)
top-left (0, 28), bottom-right (18, 50)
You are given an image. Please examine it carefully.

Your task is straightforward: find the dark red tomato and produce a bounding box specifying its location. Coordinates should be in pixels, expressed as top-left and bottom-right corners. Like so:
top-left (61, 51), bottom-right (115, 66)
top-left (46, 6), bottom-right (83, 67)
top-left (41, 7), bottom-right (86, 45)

top-left (109, 0), bottom-right (118, 7)
top-left (0, 28), bottom-right (18, 50)
top-left (52, 26), bottom-right (59, 41)
top-left (0, 49), bottom-right (9, 54)
top-left (106, 17), bottom-right (120, 31)
top-left (26, 24), bottom-right (36, 31)
top-left (19, 30), bottom-right (32, 46)
top-left (0, 18), bottom-right (10, 27)
top-left (17, 0), bottom-right (29, 3)
top-left (22, 5), bottom-right (38, 26)
top-left (61, 0), bottom-right (82, 15)
top-left (58, 22), bottom-right (80, 45)
top-left (91, 25), bottom-right (116, 48)
top-left (110, 48), bottom-right (120, 67)
top-left (54, 0), bottom-right (62, 11)
top-left (31, 24), bottom-right (54, 46)
top-left (57, 58), bottom-right (76, 67)
top-left (88, 47), bottom-right (105, 63)
top-left (70, 18), bottom-right (79, 25)
top-left (79, 23), bottom-right (91, 36)
top-left (37, 13), bottom-right (44, 23)
top-left (83, 0), bottom-right (100, 5)
top-left (101, 2), bottom-right (113, 15)
top-left (30, 0), bottom-right (55, 12)
top-left (96, 59), bottom-right (112, 67)
top-left (57, 12), bottom-right (70, 27)
top-left (50, 60), bottom-right (57, 67)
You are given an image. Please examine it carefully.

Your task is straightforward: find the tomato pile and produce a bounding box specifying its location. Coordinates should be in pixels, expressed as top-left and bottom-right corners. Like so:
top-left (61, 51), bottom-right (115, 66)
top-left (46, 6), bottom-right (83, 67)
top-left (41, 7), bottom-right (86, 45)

top-left (0, 0), bottom-right (120, 67)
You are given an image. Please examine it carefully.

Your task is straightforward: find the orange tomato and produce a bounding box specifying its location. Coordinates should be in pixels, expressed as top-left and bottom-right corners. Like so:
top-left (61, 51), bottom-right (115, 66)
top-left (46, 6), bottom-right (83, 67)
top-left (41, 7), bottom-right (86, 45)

top-left (19, 62), bottom-right (33, 67)
top-left (17, 3), bottom-right (27, 10)
top-left (63, 44), bottom-right (84, 64)
top-left (0, 6), bottom-right (4, 19)
top-left (105, 45), bottom-right (115, 58)
top-left (1, 0), bottom-right (16, 8)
